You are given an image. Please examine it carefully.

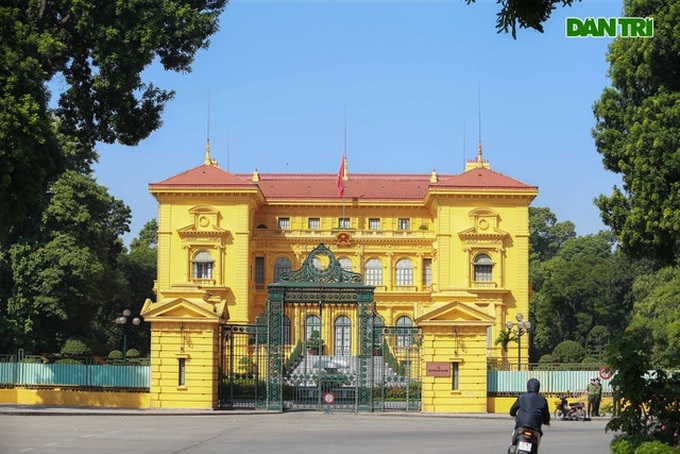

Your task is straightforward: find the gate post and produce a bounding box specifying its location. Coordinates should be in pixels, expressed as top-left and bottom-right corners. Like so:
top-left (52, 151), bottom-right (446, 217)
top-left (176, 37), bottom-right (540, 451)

top-left (266, 292), bottom-right (284, 411)
top-left (356, 290), bottom-right (374, 412)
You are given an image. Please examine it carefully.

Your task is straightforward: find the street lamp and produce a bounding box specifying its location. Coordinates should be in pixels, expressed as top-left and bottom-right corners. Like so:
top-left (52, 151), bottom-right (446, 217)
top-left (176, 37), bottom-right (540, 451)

top-left (115, 309), bottom-right (141, 364)
top-left (506, 313), bottom-right (531, 370)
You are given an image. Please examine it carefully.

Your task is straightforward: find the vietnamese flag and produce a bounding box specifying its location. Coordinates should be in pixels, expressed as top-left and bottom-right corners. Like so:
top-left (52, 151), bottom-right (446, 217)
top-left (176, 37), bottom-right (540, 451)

top-left (337, 153), bottom-right (345, 197)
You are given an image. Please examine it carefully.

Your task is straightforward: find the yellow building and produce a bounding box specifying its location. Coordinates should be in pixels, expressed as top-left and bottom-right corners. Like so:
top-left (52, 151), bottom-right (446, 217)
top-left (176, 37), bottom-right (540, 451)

top-left (141, 145), bottom-right (538, 411)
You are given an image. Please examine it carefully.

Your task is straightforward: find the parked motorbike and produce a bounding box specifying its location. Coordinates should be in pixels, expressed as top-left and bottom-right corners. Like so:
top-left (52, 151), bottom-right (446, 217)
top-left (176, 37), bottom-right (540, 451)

top-left (554, 396), bottom-right (587, 420)
top-left (509, 426), bottom-right (541, 454)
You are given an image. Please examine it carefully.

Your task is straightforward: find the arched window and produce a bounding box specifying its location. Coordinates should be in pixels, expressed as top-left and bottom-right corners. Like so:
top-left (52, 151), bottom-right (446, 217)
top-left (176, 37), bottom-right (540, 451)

top-left (365, 258), bottom-right (383, 286)
top-left (338, 258), bottom-right (353, 272)
top-left (273, 257), bottom-right (291, 282)
top-left (305, 315), bottom-right (321, 344)
top-left (373, 315), bottom-right (384, 354)
top-left (192, 250), bottom-right (213, 279)
top-left (473, 253), bottom-right (493, 282)
top-left (396, 316), bottom-right (413, 347)
top-left (395, 259), bottom-right (413, 286)
top-left (334, 316), bottom-right (351, 356)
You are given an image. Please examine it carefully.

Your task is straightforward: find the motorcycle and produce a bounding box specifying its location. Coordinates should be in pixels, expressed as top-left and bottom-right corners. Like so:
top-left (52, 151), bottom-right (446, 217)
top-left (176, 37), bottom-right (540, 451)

top-left (554, 396), bottom-right (587, 420)
top-left (509, 426), bottom-right (541, 454)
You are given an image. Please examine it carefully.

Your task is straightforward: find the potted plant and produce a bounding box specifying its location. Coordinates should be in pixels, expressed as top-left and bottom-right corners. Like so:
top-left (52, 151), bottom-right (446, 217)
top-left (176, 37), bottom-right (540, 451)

top-left (306, 330), bottom-right (325, 355)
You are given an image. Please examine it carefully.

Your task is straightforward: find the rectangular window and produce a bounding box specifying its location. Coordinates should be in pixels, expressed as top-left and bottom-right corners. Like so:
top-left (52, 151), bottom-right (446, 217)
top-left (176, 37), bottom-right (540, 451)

top-left (193, 262), bottom-right (212, 279)
top-left (423, 259), bottom-right (432, 287)
top-left (255, 257), bottom-right (264, 284)
top-left (338, 217), bottom-right (350, 229)
top-left (278, 217), bottom-right (290, 229)
top-left (451, 362), bottom-right (459, 390)
top-left (397, 218), bottom-right (410, 230)
top-left (178, 358), bottom-right (186, 386)
top-left (308, 218), bottom-right (320, 230)
top-left (368, 218), bottom-right (380, 230)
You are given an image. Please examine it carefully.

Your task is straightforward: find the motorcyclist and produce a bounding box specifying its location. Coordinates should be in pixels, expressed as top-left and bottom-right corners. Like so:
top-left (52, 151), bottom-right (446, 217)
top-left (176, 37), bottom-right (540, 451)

top-left (508, 378), bottom-right (550, 453)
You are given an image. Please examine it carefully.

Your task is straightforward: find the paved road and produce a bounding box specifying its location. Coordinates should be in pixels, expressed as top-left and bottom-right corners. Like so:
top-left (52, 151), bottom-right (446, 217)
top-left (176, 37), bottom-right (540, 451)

top-left (0, 411), bottom-right (613, 454)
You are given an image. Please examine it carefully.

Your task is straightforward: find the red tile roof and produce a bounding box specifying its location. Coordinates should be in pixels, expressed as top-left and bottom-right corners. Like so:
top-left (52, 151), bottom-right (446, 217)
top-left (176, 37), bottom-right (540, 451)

top-left (151, 165), bottom-right (252, 188)
top-left (150, 165), bottom-right (537, 201)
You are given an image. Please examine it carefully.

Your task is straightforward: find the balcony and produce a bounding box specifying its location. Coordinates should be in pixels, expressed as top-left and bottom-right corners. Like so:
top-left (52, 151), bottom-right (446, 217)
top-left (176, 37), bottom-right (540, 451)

top-left (252, 228), bottom-right (435, 241)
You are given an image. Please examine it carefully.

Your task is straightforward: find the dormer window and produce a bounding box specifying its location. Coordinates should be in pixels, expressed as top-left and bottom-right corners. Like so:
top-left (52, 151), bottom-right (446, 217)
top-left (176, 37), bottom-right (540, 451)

top-left (192, 250), bottom-right (213, 280)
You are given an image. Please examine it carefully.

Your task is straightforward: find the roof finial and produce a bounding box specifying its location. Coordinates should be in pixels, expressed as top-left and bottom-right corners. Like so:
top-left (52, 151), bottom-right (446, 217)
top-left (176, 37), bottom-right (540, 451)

top-left (204, 139), bottom-right (212, 165)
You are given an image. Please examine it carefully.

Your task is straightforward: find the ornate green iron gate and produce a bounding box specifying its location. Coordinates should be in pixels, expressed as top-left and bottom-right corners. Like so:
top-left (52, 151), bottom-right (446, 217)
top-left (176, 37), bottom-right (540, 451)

top-left (218, 324), bottom-right (267, 409)
top-left (266, 244), bottom-right (377, 412)
top-left (219, 244), bottom-right (422, 412)
top-left (372, 326), bottom-right (422, 412)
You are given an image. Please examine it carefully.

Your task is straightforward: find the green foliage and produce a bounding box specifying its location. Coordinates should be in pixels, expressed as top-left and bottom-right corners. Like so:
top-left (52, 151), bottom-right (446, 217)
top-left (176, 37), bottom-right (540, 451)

top-left (538, 354), bottom-right (555, 364)
top-left (592, 0), bottom-right (680, 264)
top-left (0, 2), bottom-right (226, 243)
top-left (306, 330), bottom-right (325, 353)
top-left (108, 350), bottom-right (123, 360)
top-left (581, 356), bottom-right (600, 366)
top-left (551, 340), bottom-right (586, 363)
top-left (634, 440), bottom-right (679, 454)
top-left (0, 170), bottom-right (132, 353)
top-left (611, 434), bottom-right (649, 454)
top-left (628, 266), bottom-right (680, 367)
top-left (606, 331), bottom-right (680, 450)
top-left (60, 337), bottom-right (93, 357)
top-left (284, 341), bottom-right (304, 372)
top-left (464, 0), bottom-right (580, 38)
top-left (55, 358), bottom-right (82, 365)
top-left (126, 348), bottom-right (140, 359)
top-left (494, 329), bottom-right (517, 353)
top-left (587, 325), bottom-right (611, 358)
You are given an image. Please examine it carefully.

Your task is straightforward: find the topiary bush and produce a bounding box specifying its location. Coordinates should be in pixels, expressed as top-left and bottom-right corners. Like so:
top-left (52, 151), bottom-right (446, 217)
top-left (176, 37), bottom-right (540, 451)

top-left (126, 348), bottom-right (140, 358)
top-left (60, 337), bottom-right (93, 357)
top-left (108, 350), bottom-right (123, 360)
top-left (551, 340), bottom-right (586, 363)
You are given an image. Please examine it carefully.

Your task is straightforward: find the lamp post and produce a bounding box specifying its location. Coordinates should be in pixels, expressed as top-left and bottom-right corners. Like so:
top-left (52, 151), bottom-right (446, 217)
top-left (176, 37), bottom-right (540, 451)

top-left (115, 309), bottom-right (141, 364)
top-left (506, 313), bottom-right (531, 370)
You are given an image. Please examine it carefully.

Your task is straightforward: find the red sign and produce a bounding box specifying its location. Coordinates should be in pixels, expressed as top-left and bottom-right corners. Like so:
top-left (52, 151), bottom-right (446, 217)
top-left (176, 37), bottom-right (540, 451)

top-left (323, 392), bottom-right (336, 404)
top-left (426, 362), bottom-right (451, 377)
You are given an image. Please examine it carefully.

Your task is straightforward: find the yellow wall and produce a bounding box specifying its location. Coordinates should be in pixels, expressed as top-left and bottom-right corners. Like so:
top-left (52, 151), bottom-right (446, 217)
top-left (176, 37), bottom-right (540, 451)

top-left (148, 321), bottom-right (219, 409)
top-left (0, 388), bottom-right (149, 408)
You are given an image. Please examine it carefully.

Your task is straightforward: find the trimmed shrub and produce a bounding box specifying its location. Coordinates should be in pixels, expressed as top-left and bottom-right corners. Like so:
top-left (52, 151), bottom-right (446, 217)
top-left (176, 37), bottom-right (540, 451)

top-left (60, 337), bottom-right (93, 357)
top-left (538, 354), bottom-right (555, 364)
top-left (551, 340), bottom-right (586, 363)
top-left (108, 350), bottom-right (123, 360)
top-left (126, 348), bottom-right (140, 358)
top-left (634, 440), bottom-right (678, 454)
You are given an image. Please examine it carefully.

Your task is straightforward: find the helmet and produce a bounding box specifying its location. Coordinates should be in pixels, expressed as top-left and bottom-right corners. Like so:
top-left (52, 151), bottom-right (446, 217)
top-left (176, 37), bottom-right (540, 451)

top-left (527, 378), bottom-right (540, 393)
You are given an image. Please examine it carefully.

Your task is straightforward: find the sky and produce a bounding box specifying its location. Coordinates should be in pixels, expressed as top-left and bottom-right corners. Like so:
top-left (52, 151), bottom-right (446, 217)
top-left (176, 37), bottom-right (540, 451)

top-left (93, 0), bottom-right (625, 245)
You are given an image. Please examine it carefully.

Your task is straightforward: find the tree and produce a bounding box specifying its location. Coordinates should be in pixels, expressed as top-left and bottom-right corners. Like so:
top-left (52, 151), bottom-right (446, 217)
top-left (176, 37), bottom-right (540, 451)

top-left (0, 1), bottom-right (227, 244)
top-left (606, 331), bottom-right (680, 449)
top-left (464, 0), bottom-right (581, 38)
top-left (529, 207), bottom-right (577, 291)
top-left (628, 266), bottom-right (680, 368)
top-left (592, 0), bottom-right (680, 264)
top-left (0, 170), bottom-right (131, 353)
top-left (530, 233), bottom-right (626, 357)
